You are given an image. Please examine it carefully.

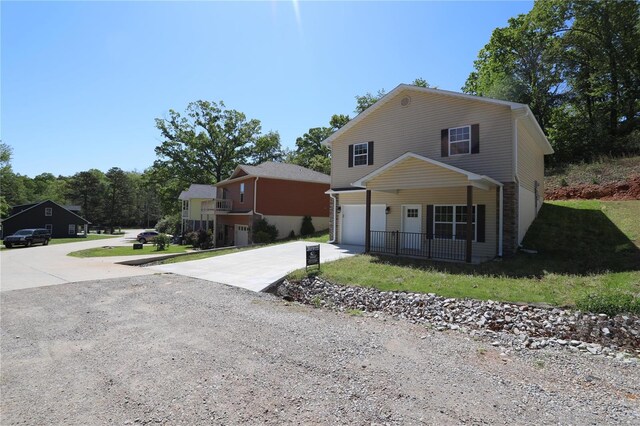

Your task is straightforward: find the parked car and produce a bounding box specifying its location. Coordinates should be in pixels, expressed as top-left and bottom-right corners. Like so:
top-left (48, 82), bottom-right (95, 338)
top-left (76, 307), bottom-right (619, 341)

top-left (3, 228), bottom-right (51, 248)
top-left (136, 230), bottom-right (172, 244)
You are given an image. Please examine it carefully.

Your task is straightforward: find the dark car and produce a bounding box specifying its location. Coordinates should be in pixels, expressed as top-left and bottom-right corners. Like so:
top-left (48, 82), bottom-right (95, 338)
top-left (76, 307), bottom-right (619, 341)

top-left (3, 228), bottom-right (51, 248)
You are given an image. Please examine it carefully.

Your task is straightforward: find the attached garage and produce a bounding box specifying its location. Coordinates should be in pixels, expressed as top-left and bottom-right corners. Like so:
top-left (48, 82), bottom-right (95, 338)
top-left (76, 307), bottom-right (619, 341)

top-left (340, 204), bottom-right (386, 246)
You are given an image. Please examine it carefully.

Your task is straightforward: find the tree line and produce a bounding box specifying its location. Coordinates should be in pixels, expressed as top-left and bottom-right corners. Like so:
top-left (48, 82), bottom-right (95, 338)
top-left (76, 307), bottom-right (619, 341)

top-left (2, 1), bottom-right (636, 225)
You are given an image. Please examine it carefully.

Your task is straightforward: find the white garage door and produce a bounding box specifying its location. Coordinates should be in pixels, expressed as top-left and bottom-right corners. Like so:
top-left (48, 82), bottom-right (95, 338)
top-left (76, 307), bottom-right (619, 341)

top-left (341, 204), bottom-right (386, 246)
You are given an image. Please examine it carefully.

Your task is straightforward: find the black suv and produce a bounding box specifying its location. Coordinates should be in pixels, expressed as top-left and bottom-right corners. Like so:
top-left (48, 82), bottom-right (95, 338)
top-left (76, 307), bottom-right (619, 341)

top-left (3, 228), bottom-right (51, 248)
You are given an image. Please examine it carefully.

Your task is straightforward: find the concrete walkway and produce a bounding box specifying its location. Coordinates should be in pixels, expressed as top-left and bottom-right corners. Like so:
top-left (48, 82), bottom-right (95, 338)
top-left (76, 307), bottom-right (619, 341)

top-left (0, 230), bottom-right (157, 292)
top-left (149, 242), bottom-right (363, 292)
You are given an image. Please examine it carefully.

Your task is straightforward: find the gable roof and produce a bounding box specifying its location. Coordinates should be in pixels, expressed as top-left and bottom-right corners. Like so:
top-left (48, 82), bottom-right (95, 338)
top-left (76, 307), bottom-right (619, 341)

top-left (178, 184), bottom-right (217, 200)
top-left (352, 152), bottom-right (501, 190)
top-left (220, 162), bottom-right (330, 185)
top-left (322, 83), bottom-right (553, 154)
top-left (1, 200), bottom-right (90, 224)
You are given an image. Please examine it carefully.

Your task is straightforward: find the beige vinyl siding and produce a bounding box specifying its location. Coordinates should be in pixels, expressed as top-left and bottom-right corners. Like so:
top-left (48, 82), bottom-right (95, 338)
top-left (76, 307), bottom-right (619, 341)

top-left (338, 187), bottom-right (497, 261)
top-left (517, 123), bottom-right (545, 193)
top-left (331, 89), bottom-right (514, 188)
top-left (367, 157), bottom-right (469, 190)
top-left (188, 199), bottom-right (203, 220)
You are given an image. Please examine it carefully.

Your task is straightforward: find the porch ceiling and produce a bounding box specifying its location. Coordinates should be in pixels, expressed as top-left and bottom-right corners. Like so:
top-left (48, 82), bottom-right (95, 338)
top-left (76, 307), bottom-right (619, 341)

top-left (352, 152), bottom-right (500, 191)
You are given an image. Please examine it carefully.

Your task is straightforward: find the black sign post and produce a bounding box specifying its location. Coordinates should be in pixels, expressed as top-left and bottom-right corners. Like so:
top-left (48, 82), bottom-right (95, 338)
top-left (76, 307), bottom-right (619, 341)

top-left (306, 244), bottom-right (320, 271)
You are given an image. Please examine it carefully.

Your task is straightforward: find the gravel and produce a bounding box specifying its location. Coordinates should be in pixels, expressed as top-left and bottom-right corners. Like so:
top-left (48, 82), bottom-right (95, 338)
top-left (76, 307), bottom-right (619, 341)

top-left (1, 274), bottom-right (639, 425)
top-left (276, 277), bottom-right (640, 356)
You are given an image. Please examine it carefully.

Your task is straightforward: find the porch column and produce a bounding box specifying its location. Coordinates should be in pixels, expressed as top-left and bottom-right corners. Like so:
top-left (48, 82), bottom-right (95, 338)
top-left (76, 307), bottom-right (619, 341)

top-left (365, 190), bottom-right (371, 253)
top-left (466, 185), bottom-right (473, 263)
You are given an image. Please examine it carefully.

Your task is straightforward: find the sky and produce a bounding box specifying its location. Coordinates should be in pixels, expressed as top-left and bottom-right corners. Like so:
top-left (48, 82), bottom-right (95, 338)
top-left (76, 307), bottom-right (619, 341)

top-left (2, 1), bottom-right (534, 178)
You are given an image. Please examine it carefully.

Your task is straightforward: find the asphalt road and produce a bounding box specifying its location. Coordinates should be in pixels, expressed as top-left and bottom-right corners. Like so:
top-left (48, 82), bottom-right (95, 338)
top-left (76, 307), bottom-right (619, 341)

top-left (1, 274), bottom-right (639, 425)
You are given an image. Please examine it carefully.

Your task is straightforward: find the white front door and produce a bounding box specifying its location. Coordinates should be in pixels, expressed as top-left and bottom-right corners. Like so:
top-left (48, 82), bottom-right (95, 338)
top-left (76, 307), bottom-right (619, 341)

top-left (235, 224), bottom-right (249, 246)
top-left (401, 205), bottom-right (422, 249)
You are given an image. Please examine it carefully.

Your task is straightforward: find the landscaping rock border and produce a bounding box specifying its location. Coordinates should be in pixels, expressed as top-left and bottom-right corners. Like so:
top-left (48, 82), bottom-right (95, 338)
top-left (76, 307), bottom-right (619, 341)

top-left (276, 277), bottom-right (640, 361)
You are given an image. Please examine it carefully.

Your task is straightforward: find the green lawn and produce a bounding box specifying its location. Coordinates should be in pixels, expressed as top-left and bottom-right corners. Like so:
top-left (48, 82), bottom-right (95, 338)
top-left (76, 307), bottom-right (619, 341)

top-left (289, 201), bottom-right (640, 309)
top-left (68, 244), bottom-right (190, 258)
top-left (49, 234), bottom-right (119, 245)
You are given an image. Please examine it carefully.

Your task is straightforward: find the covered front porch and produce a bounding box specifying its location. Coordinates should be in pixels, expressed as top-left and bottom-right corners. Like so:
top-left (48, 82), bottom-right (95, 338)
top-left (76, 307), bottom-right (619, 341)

top-left (335, 153), bottom-right (503, 263)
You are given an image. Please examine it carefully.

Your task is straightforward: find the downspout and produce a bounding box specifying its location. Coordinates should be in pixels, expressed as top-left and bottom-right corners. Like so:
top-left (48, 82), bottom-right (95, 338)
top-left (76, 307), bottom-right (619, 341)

top-left (499, 184), bottom-right (504, 257)
top-left (253, 176), bottom-right (263, 219)
top-left (328, 193), bottom-right (337, 243)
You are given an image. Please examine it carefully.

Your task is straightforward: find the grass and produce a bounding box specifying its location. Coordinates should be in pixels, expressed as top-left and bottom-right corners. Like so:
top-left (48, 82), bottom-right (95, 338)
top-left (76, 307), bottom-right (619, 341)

top-left (68, 244), bottom-right (190, 258)
top-left (546, 155), bottom-right (640, 189)
top-left (49, 234), bottom-right (119, 245)
top-left (289, 201), bottom-right (640, 310)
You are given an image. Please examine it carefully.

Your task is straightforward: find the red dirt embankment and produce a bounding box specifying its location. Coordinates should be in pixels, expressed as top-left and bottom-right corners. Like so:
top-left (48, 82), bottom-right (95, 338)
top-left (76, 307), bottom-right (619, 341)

top-left (545, 175), bottom-right (640, 200)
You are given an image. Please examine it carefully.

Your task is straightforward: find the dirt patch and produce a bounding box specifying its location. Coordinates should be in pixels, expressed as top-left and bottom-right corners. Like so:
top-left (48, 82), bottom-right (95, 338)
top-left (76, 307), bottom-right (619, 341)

top-left (546, 174), bottom-right (640, 200)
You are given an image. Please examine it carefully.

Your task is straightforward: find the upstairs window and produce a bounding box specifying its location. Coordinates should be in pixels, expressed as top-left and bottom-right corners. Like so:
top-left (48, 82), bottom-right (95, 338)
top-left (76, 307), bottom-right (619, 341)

top-left (353, 143), bottom-right (369, 166)
top-left (45, 207), bottom-right (53, 216)
top-left (449, 126), bottom-right (471, 156)
top-left (441, 124), bottom-right (479, 157)
top-left (240, 183), bottom-right (245, 203)
top-left (348, 141), bottom-right (374, 167)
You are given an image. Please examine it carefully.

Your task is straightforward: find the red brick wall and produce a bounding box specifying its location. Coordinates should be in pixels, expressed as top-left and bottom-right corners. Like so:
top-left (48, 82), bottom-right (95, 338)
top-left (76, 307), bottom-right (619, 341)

top-left (256, 179), bottom-right (330, 217)
top-left (217, 177), bottom-right (255, 211)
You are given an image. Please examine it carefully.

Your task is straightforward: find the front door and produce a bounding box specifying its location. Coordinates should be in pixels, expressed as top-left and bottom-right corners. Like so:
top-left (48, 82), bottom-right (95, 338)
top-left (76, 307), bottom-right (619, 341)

top-left (235, 224), bottom-right (249, 247)
top-left (401, 205), bottom-right (422, 250)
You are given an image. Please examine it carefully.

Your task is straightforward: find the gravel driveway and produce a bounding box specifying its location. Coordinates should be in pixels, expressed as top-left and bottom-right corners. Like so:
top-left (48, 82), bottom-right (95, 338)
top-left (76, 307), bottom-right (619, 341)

top-left (1, 275), bottom-right (638, 425)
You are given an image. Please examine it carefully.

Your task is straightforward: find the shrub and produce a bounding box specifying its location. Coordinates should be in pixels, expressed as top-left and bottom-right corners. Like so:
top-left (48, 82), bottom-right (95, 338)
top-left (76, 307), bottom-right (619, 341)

top-left (576, 292), bottom-right (640, 316)
top-left (288, 230), bottom-right (296, 239)
top-left (300, 216), bottom-right (315, 236)
top-left (154, 233), bottom-right (171, 251)
top-left (197, 229), bottom-right (214, 250)
top-left (253, 219), bottom-right (278, 243)
top-left (184, 231), bottom-right (199, 247)
top-left (155, 213), bottom-right (181, 235)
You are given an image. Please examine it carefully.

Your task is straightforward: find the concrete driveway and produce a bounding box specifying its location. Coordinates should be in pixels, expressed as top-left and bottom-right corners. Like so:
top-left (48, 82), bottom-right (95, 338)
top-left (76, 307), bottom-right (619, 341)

top-left (0, 229), bottom-right (157, 292)
top-left (149, 241), bottom-right (363, 292)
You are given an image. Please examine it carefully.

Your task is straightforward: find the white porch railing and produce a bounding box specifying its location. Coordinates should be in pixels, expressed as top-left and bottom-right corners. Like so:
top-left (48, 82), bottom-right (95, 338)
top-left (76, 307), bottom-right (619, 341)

top-left (201, 199), bottom-right (232, 213)
top-left (181, 210), bottom-right (189, 219)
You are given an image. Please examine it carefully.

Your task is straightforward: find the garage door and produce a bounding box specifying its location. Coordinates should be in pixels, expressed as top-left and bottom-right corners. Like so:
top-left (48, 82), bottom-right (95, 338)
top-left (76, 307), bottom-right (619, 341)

top-left (341, 204), bottom-right (386, 245)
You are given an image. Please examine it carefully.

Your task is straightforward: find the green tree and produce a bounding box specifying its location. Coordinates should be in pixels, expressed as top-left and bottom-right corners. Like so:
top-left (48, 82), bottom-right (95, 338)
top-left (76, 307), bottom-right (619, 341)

top-left (105, 167), bottom-right (132, 233)
top-left (67, 169), bottom-right (107, 224)
top-left (0, 142), bottom-right (13, 216)
top-left (249, 131), bottom-right (284, 165)
top-left (154, 100), bottom-right (262, 185)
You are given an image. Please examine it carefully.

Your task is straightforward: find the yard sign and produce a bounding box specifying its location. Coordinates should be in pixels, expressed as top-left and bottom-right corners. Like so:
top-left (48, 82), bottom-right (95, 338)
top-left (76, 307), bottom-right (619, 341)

top-left (306, 244), bottom-right (320, 271)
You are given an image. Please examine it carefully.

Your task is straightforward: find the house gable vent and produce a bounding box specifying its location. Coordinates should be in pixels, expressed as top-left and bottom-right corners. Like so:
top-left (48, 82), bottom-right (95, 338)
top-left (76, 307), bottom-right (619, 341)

top-left (400, 96), bottom-right (411, 107)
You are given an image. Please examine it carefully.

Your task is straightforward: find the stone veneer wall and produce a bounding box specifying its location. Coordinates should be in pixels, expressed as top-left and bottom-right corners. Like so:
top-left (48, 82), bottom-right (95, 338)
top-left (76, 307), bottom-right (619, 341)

top-left (502, 182), bottom-right (519, 256)
top-left (329, 195), bottom-right (336, 242)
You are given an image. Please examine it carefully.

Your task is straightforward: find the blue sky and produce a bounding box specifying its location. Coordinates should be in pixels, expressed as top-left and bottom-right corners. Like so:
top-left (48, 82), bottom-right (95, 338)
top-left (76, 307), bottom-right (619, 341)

top-left (2, 1), bottom-right (533, 178)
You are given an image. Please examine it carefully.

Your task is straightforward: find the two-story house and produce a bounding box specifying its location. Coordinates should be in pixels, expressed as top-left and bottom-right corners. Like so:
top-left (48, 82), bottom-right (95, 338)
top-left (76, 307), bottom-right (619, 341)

top-left (179, 162), bottom-right (330, 247)
top-left (323, 84), bottom-right (553, 263)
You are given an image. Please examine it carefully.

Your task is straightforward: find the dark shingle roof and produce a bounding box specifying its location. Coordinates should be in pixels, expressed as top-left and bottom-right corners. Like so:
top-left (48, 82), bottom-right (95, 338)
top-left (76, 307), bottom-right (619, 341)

top-left (228, 162), bottom-right (330, 184)
top-left (178, 184), bottom-right (217, 200)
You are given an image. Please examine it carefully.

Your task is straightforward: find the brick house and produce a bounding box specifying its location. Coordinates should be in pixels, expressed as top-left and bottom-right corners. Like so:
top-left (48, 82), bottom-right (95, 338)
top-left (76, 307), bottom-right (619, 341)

top-left (179, 162), bottom-right (330, 247)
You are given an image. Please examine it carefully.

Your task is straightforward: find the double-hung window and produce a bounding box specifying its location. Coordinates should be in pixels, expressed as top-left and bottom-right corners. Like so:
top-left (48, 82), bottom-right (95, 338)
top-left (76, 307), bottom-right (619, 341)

top-left (353, 143), bottom-right (369, 166)
top-left (448, 125), bottom-right (471, 156)
top-left (240, 183), bottom-right (245, 203)
top-left (45, 207), bottom-right (53, 216)
top-left (434, 205), bottom-right (476, 241)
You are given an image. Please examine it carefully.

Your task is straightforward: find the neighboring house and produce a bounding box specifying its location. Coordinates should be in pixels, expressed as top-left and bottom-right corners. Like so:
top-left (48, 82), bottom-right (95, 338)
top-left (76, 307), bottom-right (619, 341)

top-left (323, 84), bottom-right (553, 263)
top-left (1, 200), bottom-right (91, 238)
top-left (179, 162), bottom-right (330, 247)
